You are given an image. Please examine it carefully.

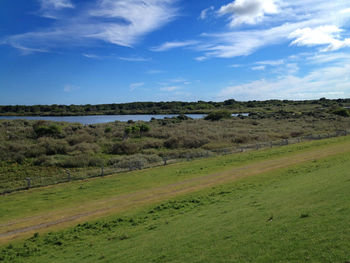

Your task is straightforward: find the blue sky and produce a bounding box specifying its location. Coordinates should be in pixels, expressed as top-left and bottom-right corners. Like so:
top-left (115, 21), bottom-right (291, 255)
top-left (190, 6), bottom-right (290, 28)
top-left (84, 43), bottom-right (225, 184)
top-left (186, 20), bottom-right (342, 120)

top-left (1, 0), bottom-right (350, 105)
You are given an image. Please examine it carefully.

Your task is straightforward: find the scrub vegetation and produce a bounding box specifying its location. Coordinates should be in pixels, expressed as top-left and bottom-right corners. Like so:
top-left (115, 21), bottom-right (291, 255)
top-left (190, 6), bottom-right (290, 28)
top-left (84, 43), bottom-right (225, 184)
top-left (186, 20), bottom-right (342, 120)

top-left (1, 98), bottom-right (350, 192)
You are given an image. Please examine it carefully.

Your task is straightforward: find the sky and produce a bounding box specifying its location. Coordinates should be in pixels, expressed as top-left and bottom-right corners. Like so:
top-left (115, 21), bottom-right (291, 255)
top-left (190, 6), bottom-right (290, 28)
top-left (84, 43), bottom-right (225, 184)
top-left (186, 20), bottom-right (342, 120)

top-left (1, 0), bottom-right (350, 105)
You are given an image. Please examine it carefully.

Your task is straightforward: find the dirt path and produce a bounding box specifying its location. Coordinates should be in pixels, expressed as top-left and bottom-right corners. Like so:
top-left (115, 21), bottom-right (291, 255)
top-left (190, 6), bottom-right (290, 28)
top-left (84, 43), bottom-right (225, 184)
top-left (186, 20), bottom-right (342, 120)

top-left (1, 142), bottom-right (349, 243)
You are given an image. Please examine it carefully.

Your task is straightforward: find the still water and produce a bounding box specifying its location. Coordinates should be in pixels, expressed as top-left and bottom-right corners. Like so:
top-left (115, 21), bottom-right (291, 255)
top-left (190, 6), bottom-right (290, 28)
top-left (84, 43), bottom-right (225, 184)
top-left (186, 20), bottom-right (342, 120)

top-left (0, 114), bottom-right (206, 125)
top-left (0, 113), bottom-right (248, 125)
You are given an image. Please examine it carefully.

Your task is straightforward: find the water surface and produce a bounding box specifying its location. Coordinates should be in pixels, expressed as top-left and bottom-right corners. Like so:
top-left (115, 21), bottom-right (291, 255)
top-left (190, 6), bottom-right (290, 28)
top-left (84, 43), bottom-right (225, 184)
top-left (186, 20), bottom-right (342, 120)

top-left (0, 113), bottom-right (248, 125)
top-left (0, 114), bottom-right (206, 125)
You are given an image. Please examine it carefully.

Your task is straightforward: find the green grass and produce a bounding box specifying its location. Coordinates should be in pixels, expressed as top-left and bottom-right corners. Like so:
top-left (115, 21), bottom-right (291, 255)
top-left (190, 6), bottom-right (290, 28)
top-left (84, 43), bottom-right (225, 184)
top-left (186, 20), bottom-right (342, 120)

top-left (1, 137), bottom-right (350, 262)
top-left (0, 135), bottom-right (347, 224)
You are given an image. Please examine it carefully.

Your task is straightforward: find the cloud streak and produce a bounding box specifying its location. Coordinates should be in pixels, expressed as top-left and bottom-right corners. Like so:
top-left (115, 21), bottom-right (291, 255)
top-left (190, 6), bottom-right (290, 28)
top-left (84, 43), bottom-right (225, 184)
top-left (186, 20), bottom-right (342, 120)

top-left (3, 0), bottom-right (178, 53)
top-left (154, 0), bottom-right (350, 59)
top-left (219, 63), bottom-right (350, 101)
top-left (151, 40), bottom-right (198, 52)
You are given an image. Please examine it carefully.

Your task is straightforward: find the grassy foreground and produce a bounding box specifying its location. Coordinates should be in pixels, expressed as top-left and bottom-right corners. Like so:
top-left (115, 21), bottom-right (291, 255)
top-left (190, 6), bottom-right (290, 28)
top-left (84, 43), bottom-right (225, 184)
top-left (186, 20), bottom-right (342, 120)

top-left (1, 137), bottom-right (350, 262)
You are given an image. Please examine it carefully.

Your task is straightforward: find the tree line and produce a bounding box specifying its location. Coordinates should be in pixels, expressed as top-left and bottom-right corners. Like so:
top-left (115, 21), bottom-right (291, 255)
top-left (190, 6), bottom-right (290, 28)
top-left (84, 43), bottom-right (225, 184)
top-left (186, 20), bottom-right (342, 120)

top-left (0, 98), bottom-right (349, 116)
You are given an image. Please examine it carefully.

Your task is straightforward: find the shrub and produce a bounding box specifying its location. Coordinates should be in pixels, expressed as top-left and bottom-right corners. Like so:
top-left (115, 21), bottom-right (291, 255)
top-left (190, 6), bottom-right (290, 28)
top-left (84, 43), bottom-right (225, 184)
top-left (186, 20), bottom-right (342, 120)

top-left (34, 155), bottom-right (53, 166)
top-left (39, 138), bottom-right (69, 155)
top-left (332, 107), bottom-right (350, 117)
top-left (164, 137), bottom-right (181, 149)
top-left (290, 131), bottom-right (303, 138)
top-left (108, 154), bottom-right (162, 170)
top-left (164, 136), bottom-right (208, 149)
top-left (71, 143), bottom-right (100, 154)
top-left (110, 141), bottom-right (140, 155)
top-left (182, 136), bottom-right (209, 148)
top-left (34, 124), bottom-right (61, 138)
top-left (66, 131), bottom-right (94, 145)
top-left (125, 124), bottom-right (150, 138)
top-left (58, 155), bottom-right (104, 168)
top-left (204, 110), bottom-right (232, 121)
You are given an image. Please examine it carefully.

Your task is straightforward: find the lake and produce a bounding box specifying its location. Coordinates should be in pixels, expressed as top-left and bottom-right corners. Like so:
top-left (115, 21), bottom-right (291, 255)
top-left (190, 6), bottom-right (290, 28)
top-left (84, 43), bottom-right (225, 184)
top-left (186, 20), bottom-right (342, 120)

top-left (0, 113), bottom-right (248, 125)
top-left (0, 114), bottom-right (205, 125)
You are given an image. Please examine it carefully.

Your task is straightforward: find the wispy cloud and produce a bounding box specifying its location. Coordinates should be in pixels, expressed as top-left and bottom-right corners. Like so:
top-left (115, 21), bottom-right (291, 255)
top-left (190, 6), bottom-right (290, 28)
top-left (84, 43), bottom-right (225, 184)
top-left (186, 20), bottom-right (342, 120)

top-left (38, 0), bottom-right (75, 19)
top-left (39, 0), bottom-right (74, 10)
top-left (219, 63), bottom-right (350, 100)
top-left (82, 53), bottom-right (101, 59)
top-left (3, 0), bottom-right (178, 52)
top-left (229, 64), bottom-right (243, 68)
top-left (195, 56), bottom-right (207, 61)
top-left (199, 6), bottom-right (214, 20)
top-left (118, 56), bottom-right (151, 62)
top-left (256, 59), bottom-right (284, 66)
top-left (251, 65), bottom-right (265, 71)
top-left (130, 82), bottom-right (144, 91)
top-left (146, 69), bottom-right (164, 74)
top-left (64, 84), bottom-right (79, 93)
top-left (151, 40), bottom-right (198, 52)
top-left (153, 1), bottom-right (350, 60)
top-left (160, 86), bottom-right (181, 92)
top-left (306, 52), bottom-right (350, 65)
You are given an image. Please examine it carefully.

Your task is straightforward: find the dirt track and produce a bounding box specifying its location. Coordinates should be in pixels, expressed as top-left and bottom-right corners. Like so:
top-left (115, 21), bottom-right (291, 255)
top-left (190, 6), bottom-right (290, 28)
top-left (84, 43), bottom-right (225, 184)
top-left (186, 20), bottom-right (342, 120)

top-left (1, 141), bottom-right (350, 243)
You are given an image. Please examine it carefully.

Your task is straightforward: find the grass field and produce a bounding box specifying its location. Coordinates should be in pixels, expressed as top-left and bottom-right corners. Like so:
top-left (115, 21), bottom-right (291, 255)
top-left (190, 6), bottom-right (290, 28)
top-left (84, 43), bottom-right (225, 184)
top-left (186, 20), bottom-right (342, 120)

top-left (1, 136), bottom-right (350, 262)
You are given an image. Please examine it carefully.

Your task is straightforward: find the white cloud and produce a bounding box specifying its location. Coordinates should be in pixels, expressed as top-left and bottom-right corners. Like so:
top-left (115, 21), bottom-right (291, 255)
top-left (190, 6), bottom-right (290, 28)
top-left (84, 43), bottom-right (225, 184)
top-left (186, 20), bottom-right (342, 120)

top-left (64, 84), bottom-right (79, 92)
top-left (153, 1), bottom-right (350, 59)
top-left (219, 64), bottom-right (350, 100)
top-left (307, 52), bottom-right (350, 65)
top-left (151, 40), bottom-right (197, 52)
top-left (256, 59), bottom-right (284, 66)
top-left (82, 53), bottom-right (101, 59)
top-left (38, 0), bottom-right (74, 18)
top-left (229, 64), bottom-right (242, 68)
top-left (218, 0), bottom-right (279, 27)
top-left (39, 0), bottom-right (74, 10)
top-left (4, 0), bottom-right (178, 52)
top-left (195, 56), bottom-right (207, 61)
top-left (118, 56), bottom-right (150, 62)
top-left (289, 25), bottom-right (350, 51)
top-left (251, 65), bottom-right (265, 71)
top-left (88, 0), bottom-right (178, 47)
top-left (130, 82), bottom-right (144, 91)
top-left (146, 69), bottom-right (164, 74)
top-left (169, 77), bottom-right (187, 83)
top-left (160, 86), bottom-right (181, 92)
top-left (199, 6), bottom-right (214, 20)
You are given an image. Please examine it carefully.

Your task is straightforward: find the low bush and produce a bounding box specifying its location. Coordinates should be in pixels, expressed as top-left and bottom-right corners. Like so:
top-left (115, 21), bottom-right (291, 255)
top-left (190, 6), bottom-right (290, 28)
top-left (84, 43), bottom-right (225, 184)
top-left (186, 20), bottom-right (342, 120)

top-left (332, 107), bottom-right (350, 117)
top-left (204, 110), bottom-right (232, 121)
top-left (57, 155), bottom-right (104, 168)
top-left (33, 123), bottom-right (61, 138)
top-left (110, 141), bottom-right (140, 155)
top-left (108, 154), bottom-right (162, 170)
top-left (38, 138), bottom-right (69, 155)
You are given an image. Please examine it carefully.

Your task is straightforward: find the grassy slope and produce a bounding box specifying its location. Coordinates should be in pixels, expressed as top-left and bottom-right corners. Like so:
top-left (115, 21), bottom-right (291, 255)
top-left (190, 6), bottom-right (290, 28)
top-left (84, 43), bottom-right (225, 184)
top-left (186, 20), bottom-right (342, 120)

top-left (1, 145), bottom-right (350, 262)
top-left (0, 136), bottom-right (347, 224)
top-left (1, 138), bottom-right (350, 262)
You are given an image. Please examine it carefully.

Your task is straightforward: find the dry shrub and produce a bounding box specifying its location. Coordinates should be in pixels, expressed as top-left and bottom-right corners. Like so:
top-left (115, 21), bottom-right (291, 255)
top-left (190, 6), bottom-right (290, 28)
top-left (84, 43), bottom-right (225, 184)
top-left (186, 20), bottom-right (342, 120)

top-left (71, 143), bottom-right (100, 154)
top-left (38, 137), bottom-right (69, 155)
top-left (109, 141), bottom-right (140, 155)
top-left (66, 131), bottom-right (94, 145)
